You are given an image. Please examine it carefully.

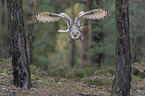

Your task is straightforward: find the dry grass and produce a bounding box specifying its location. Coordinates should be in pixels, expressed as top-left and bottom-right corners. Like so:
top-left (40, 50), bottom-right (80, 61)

top-left (0, 58), bottom-right (145, 96)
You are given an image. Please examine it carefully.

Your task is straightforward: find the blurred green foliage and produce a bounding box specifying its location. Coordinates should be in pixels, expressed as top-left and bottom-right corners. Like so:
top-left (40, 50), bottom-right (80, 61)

top-left (16, 0), bottom-right (145, 74)
top-left (0, 1), bottom-right (145, 94)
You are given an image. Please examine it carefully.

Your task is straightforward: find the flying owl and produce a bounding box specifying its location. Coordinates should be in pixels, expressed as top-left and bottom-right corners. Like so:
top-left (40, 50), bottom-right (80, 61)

top-left (34, 9), bottom-right (109, 41)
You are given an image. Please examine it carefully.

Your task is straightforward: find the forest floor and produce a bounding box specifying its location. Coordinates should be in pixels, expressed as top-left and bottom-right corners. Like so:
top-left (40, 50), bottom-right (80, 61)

top-left (0, 58), bottom-right (145, 96)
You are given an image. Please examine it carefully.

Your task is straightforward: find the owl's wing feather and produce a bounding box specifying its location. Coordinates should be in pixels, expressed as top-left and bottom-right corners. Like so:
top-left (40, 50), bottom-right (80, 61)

top-left (76, 9), bottom-right (109, 27)
top-left (79, 9), bottom-right (109, 20)
top-left (34, 12), bottom-right (73, 32)
top-left (35, 12), bottom-right (62, 22)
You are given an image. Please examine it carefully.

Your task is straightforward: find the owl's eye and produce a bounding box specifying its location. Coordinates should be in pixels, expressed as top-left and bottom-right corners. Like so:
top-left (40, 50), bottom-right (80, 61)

top-left (72, 32), bottom-right (74, 34)
top-left (76, 32), bottom-right (79, 34)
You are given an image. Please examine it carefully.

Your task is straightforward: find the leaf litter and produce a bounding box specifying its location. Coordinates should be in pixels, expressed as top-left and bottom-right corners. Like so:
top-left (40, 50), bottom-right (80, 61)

top-left (0, 58), bottom-right (145, 96)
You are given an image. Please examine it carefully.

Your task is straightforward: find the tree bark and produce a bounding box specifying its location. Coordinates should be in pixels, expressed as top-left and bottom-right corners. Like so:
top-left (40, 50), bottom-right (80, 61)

top-left (27, 0), bottom-right (36, 64)
top-left (3, 0), bottom-right (10, 58)
top-left (131, 1), bottom-right (137, 63)
top-left (0, 0), bottom-right (3, 57)
top-left (89, 0), bottom-right (104, 67)
top-left (7, 0), bottom-right (31, 89)
top-left (111, 0), bottom-right (131, 96)
top-left (80, 0), bottom-right (90, 67)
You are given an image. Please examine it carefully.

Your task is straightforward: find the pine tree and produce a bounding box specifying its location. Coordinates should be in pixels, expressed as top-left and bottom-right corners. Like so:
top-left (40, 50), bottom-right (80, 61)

top-left (7, 0), bottom-right (31, 89)
top-left (89, 0), bottom-right (104, 67)
top-left (80, 0), bottom-right (90, 67)
top-left (3, 0), bottom-right (10, 58)
top-left (70, 0), bottom-right (76, 67)
top-left (111, 0), bottom-right (131, 95)
top-left (27, 0), bottom-right (36, 64)
top-left (0, 0), bottom-right (3, 57)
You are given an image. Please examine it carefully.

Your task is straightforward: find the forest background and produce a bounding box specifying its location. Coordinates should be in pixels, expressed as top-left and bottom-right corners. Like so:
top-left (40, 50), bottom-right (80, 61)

top-left (0, 0), bottom-right (145, 78)
top-left (0, 0), bottom-right (145, 95)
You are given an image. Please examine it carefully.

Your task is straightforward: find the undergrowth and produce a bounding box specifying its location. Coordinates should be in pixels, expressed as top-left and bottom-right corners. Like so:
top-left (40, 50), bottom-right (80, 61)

top-left (1, 58), bottom-right (145, 95)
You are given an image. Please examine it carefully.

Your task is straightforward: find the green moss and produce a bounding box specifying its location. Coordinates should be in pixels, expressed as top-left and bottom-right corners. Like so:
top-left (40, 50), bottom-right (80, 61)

top-left (82, 74), bottom-right (113, 86)
top-left (48, 67), bottom-right (68, 78)
top-left (133, 75), bottom-right (142, 81)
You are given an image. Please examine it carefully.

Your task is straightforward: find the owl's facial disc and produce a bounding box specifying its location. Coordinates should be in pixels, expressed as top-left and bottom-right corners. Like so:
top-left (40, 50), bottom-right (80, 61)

top-left (70, 28), bottom-right (81, 39)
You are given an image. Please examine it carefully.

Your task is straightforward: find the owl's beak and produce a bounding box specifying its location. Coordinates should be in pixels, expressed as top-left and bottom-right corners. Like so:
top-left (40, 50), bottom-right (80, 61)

top-left (74, 34), bottom-right (77, 38)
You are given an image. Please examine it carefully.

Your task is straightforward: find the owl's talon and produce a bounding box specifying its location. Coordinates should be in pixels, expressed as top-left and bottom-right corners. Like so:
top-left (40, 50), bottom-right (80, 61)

top-left (34, 9), bottom-right (109, 41)
top-left (80, 37), bottom-right (84, 41)
top-left (68, 38), bottom-right (71, 42)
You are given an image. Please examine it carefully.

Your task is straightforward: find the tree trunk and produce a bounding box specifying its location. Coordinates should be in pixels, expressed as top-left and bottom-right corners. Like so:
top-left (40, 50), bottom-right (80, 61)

top-left (27, 0), bottom-right (36, 64)
top-left (70, 0), bottom-right (76, 68)
top-left (0, 0), bottom-right (3, 57)
top-left (89, 0), bottom-right (104, 67)
top-left (3, 0), bottom-right (10, 58)
top-left (80, 0), bottom-right (90, 67)
top-left (131, 1), bottom-right (137, 63)
top-left (7, 0), bottom-right (31, 89)
top-left (111, 0), bottom-right (131, 96)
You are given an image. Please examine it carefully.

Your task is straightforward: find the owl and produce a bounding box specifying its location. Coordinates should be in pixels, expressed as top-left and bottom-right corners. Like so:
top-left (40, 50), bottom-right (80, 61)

top-left (34, 9), bottom-right (109, 41)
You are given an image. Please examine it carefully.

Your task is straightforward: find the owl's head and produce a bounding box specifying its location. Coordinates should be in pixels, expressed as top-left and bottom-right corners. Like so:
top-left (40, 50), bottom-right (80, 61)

top-left (34, 9), bottom-right (109, 41)
top-left (70, 28), bottom-right (81, 40)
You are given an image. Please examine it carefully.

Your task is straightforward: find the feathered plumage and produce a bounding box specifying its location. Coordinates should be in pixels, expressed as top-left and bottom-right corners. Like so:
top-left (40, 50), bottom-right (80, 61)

top-left (34, 9), bottom-right (110, 41)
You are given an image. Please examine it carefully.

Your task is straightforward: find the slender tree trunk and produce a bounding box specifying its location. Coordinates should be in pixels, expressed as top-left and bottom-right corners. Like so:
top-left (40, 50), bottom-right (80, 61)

top-left (111, 0), bottom-right (131, 95)
top-left (27, 0), bottom-right (36, 64)
top-left (80, 0), bottom-right (90, 67)
top-left (89, 0), bottom-right (104, 67)
top-left (3, 0), bottom-right (10, 58)
top-left (7, 0), bottom-right (31, 89)
top-left (70, 0), bottom-right (76, 68)
top-left (0, 0), bottom-right (3, 57)
top-left (131, 1), bottom-right (137, 63)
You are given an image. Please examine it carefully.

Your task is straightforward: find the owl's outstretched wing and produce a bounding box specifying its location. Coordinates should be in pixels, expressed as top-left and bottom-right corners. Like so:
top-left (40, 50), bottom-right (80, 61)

top-left (35, 12), bottom-right (61, 22)
top-left (34, 12), bottom-right (73, 32)
top-left (76, 9), bottom-right (110, 27)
